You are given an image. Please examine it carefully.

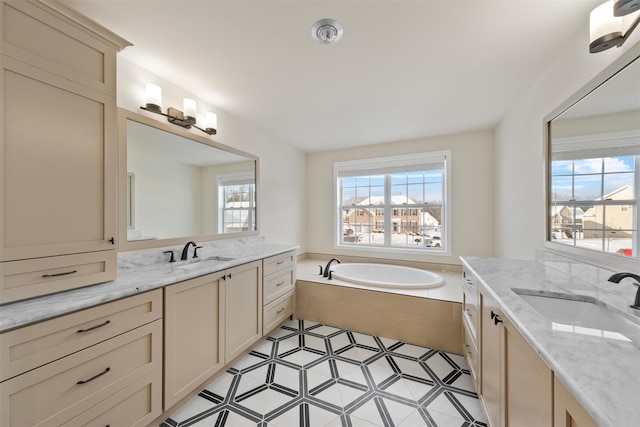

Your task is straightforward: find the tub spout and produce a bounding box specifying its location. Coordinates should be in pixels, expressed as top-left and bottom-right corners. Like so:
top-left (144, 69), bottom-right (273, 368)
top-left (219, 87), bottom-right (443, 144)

top-left (323, 258), bottom-right (341, 278)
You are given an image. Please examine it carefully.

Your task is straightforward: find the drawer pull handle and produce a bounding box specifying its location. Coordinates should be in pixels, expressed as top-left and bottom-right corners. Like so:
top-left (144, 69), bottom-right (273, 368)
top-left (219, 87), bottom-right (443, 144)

top-left (77, 320), bottom-right (111, 333)
top-left (276, 307), bottom-right (285, 314)
top-left (276, 260), bottom-right (285, 265)
top-left (77, 367), bottom-right (110, 385)
top-left (276, 281), bottom-right (285, 287)
top-left (42, 270), bottom-right (77, 278)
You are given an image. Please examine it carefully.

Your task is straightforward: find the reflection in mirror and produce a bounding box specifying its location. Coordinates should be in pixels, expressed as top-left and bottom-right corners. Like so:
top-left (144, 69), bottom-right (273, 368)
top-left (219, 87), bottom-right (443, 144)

top-left (549, 55), bottom-right (639, 259)
top-left (121, 112), bottom-right (257, 248)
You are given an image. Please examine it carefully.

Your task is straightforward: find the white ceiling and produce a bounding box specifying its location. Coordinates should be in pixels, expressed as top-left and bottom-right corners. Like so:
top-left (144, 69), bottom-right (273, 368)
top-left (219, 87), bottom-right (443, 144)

top-left (63, 0), bottom-right (603, 153)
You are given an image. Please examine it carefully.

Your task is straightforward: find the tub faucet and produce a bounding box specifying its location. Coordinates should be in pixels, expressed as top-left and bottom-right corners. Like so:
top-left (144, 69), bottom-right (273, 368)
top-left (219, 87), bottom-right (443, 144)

top-left (607, 272), bottom-right (640, 309)
top-left (180, 241), bottom-right (197, 261)
top-left (323, 258), bottom-right (341, 278)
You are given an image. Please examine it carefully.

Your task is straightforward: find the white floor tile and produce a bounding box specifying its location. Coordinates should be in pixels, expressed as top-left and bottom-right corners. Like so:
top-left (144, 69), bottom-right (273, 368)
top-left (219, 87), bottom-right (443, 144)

top-left (160, 320), bottom-right (486, 427)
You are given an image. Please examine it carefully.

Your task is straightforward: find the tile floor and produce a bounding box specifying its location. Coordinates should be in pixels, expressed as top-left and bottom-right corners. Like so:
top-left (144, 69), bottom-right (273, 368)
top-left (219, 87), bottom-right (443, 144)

top-left (160, 319), bottom-right (487, 427)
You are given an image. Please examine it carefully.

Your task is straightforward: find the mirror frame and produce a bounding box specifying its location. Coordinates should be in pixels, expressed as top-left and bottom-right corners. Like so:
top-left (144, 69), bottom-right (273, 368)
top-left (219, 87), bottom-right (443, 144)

top-left (117, 108), bottom-right (259, 252)
top-left (544, 42), bottom-right (640, 273)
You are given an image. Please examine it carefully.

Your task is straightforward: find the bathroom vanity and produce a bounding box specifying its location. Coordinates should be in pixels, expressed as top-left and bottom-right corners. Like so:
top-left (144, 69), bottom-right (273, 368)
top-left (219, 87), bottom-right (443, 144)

top-left (0, 242), bottom-right (297, 426)
top-left (462, 254), bottom-right (639, 427)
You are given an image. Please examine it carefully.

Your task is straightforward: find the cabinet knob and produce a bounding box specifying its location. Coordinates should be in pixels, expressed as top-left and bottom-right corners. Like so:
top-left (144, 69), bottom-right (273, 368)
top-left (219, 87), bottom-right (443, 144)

top-left (109, 237), bottom-right (115, 245)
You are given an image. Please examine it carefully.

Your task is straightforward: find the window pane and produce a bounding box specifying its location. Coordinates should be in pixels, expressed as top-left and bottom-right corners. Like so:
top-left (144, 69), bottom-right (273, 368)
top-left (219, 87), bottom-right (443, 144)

top-left (552, 160), bottom-right (573, 175)
top-left (604, 156), bottom-right (634, 173)
top-left (341, 187), bottom-right (355, 205)
top-left (574, 175), bottom-right (601, 200)
top-left (425, 183), bottom-right (443, 203)
top-left (573, 158), bottom-right (602, 175)
top-left (603, 173), bottom-right (634, 196)
top-left (551, 175), bottom-right (573, 201)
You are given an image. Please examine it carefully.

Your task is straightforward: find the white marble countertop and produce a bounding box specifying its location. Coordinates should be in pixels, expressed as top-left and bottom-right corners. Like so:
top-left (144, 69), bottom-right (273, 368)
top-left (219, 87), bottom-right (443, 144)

top-left (461, 253), bottom-right (640, 427)
top-left (0, 238), bottom-right (297, 333)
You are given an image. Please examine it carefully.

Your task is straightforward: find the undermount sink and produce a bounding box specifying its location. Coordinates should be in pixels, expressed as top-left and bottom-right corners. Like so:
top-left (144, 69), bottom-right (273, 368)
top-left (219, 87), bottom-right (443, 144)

top-left (512, 288), bottom-right (640, 344)
top-left (177, 256), bottom-right (235, 271)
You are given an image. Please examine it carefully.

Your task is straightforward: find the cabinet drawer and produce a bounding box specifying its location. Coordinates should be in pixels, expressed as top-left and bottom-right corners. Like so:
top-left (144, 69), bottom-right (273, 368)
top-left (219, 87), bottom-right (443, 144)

top-left (463, 320), bottom-right (479, 389)
top-left (263, 251), bottom-right (295, 277)
top-left (263, 291), bottom-right (294, 335)
top-left (61, 369), bottom-right (162, 427)
top-left (263, 268), bottom-right (295, 305)
top-left (0, 320), bottom-right (162, 427)
top-left (462, 294), bottom-right (479, 340)
top-left (0, 289), bottom-right (162, 382)
top-left (0, 251), bottom-right (117, 304)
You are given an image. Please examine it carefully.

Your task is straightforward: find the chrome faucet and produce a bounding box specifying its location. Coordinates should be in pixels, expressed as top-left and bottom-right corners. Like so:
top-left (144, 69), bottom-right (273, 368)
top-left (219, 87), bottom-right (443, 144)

top-left (607, 272), bottom-right (640, 309)
top-left (323, 258), bottom-right (341, 278)
top-left (180, 241), bottom-right (197, 261)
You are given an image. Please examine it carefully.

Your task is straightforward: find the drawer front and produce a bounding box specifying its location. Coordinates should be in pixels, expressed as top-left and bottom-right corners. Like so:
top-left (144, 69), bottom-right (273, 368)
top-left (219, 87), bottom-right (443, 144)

top-left (0, 251), bottom-right (117, 304)
top-left (263, 269), bottom-right (295, 305)
top-left (0, 289), bottom-right (162, 382)
top-left (462, 321), bottom-right (479, 388)
top-left (263, 251), bottom-right (295, 277)
top-left (61, 369), bottom-right (162, 427)
top-left (0, 320), bottom-right (162, 427)
top-left (462, 293), bottom-right (479, 339)
top-left (263, 291), bottom-right (294, 335)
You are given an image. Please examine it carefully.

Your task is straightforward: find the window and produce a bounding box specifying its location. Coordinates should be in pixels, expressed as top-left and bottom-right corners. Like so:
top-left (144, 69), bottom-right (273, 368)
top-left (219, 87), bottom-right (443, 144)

top-left (218, 172), bottom-right (256, 233)
top-left (335, 151), bottom-right (450, 252)
top-left (550, 153), bottom-right (638, 256)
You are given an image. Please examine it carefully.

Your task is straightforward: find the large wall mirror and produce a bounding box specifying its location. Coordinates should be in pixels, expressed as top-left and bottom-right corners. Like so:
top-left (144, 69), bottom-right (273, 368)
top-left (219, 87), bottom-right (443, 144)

top-left (118, 108), bottom-right (258, 251)
top-left (546, 45), bottom-right (640, 270)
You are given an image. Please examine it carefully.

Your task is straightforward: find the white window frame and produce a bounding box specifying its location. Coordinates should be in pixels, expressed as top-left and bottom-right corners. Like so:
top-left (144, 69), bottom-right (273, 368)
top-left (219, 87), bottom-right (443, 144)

top-left (545, 130), bottom-right (640, 271)
top-left (334, 151), bottom-right (452, 255)
top-left (217, 171), bottom-right (256, 233)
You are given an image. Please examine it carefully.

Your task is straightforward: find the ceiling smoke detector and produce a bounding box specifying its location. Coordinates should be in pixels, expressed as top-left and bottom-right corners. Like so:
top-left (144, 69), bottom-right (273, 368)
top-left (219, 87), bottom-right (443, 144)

top-left (312, 19), bottom-right (343, 44)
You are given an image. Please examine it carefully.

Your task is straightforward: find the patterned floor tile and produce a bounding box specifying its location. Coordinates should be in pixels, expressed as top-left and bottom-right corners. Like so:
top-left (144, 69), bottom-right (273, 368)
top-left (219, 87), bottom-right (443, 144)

top-left (159, 319), bottom-right (487, 427)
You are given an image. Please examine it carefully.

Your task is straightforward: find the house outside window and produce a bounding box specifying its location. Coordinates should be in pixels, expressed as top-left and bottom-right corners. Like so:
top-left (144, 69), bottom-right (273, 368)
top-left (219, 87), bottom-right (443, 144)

top-left (551, 154), bottom-right (638, 256)
top-left (335, 151), bottom-right (450, 252)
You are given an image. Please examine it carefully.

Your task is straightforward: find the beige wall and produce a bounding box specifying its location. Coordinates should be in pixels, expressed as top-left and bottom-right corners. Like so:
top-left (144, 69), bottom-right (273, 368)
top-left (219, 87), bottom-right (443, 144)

top-left (305, 130), bottom-right (495, 265)
top-left (494, 20), bottom-right (640, 260)
top-left (117, 58), bottom-right (307, 251)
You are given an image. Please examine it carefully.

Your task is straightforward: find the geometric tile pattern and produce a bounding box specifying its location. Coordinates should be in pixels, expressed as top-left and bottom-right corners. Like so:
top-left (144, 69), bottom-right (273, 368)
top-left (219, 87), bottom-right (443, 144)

top-left (160, 319), bottom-right (487, 427)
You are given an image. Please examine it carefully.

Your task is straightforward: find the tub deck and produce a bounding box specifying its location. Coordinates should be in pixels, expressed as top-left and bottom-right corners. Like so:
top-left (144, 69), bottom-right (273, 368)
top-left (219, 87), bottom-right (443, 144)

top-left (295, 259), bottom-right (464, 354)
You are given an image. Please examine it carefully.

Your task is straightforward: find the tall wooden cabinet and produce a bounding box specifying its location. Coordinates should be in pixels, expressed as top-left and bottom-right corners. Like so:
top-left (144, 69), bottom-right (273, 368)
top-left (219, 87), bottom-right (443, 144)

top-left (0, 0), bottom-right (130, 303)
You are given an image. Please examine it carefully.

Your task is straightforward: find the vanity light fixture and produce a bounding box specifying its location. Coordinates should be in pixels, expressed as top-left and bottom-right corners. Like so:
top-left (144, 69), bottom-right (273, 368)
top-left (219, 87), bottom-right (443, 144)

top-left (140, 83), bottom-right (217, 135)
top-left (590, 0), bottom-right (640, 53)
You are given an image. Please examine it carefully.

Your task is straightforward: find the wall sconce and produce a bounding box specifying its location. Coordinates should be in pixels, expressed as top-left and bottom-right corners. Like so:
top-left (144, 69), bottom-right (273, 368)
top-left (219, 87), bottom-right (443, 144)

top-left (140, 84), bottom-right (217, 135)
top-left (590, 0), bottom-right (640, 53)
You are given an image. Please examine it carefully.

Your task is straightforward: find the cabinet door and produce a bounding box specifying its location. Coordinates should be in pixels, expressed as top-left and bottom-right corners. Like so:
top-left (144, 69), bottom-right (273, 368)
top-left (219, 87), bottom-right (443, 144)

top-left (503, 317), bottom-right (552, 426)
top-left (480, 290), bottom-right (503, 427)
top-left (225, 261), bottom-right (262, 362)
top-left (0, 56), bottom-right (117, 261)
top-left (164, 272), bottom-right (226, 409)
top-left (554, 376), bottom-right (598, 427)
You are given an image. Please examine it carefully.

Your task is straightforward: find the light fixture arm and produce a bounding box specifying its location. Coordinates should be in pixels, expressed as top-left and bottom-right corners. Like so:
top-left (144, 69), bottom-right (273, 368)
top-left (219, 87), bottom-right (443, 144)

top-left (140, 104), bottom-right (217, 135)
top-left (619, 13), bottom-right (640, 45)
